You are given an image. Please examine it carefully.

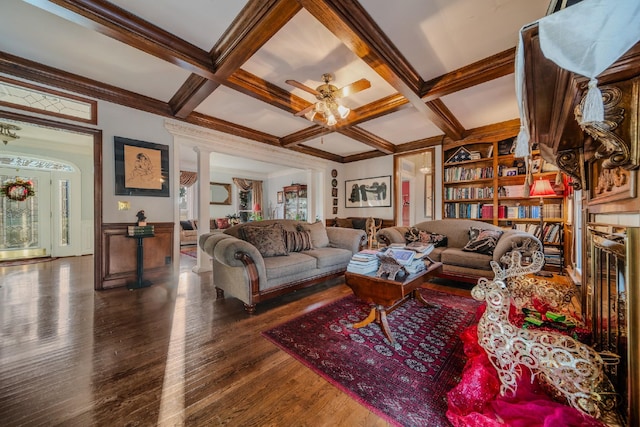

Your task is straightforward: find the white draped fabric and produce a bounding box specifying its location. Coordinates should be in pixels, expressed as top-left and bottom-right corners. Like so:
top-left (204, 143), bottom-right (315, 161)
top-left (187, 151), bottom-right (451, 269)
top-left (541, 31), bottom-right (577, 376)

top-left (514, 0), bottom-right (640, 158)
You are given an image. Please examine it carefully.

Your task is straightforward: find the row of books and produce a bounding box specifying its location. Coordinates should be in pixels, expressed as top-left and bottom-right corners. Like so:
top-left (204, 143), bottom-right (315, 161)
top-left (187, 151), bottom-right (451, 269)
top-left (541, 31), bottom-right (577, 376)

top-left (127, 225), bottom-right (155, 236)
top-left (444, 186), bottom-right (494, 201)
top-left (444, 166), bottom-right (494, 182)
top-left (443, 203), bottom-right (485, 219)
top-left (512, 222), bottom-right (562, 244)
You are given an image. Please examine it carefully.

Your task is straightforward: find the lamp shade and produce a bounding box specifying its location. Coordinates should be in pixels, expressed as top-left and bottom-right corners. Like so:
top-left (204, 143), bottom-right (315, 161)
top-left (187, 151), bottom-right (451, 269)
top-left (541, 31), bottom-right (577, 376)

top-left (253, 203), bottom-right (261, 212)
top-left (529, 178), bottom-right (556, 197)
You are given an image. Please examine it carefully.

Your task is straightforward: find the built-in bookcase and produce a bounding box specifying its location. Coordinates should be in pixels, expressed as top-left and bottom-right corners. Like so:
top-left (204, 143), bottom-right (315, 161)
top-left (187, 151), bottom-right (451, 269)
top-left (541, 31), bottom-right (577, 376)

top-left (442, 137), bottom-right (567, 271)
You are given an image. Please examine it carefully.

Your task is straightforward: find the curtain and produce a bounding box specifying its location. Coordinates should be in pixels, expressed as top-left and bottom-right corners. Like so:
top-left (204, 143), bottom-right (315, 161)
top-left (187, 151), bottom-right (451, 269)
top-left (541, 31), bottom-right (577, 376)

top-left (232, 178), bottom-right (263, 211)
top-left (180, 171), bottom-right (197, 187)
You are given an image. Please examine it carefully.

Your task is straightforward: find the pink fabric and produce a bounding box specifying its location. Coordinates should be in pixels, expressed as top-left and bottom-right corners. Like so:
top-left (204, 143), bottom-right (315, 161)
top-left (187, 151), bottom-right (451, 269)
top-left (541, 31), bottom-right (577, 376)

top-left (446, 322), bottom-right (607, 427)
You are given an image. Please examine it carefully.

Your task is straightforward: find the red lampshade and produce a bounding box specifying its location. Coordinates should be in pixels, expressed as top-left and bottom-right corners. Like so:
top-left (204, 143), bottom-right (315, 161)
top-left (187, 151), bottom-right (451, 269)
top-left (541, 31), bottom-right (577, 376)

top-left (253, 203), bottom-right (261, 212)
top-left (529, 178), bottom-right (555, 198)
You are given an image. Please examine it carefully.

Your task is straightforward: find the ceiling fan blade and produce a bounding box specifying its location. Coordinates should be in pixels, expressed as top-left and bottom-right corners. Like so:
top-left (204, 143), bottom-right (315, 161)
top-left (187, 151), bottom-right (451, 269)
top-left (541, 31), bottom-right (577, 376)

top-left (334, 78), bottom-right (371, 98)
top-left (294, 104), bottom-right (316, 117)
top-left (286, 79), bottom-right (321, 97)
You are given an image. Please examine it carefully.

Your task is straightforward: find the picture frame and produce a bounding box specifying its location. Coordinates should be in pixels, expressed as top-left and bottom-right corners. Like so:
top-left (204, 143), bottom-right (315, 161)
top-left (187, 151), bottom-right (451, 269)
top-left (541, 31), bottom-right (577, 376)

top-left (114, 136), bottom-right (169, 197)
top-left (331, 188), bottom-right (338, 197)
top-left (209, 182), bottom-right (231, 205)
top-left (277, 191), bottom-right (284, 204)
top-left (531, 158), bottom-right (542, 174)
top-left (332, 206), bottom-right (338, 215)
top-left (332, 198), bottom-right (338, 206)
top-left (345, 175), bottom-right (392, 208)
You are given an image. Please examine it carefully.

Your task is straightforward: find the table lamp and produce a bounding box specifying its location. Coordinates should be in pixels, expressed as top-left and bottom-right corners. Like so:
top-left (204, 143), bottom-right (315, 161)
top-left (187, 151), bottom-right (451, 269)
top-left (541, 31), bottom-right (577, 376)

top-left (529, 177), bottom-right (556, 277)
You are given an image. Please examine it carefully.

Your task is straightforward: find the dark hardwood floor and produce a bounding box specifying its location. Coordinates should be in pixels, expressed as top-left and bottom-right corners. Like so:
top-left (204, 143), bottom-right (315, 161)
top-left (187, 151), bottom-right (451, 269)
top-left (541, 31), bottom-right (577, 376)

top-left (0, 252), bottom-right (473, 426)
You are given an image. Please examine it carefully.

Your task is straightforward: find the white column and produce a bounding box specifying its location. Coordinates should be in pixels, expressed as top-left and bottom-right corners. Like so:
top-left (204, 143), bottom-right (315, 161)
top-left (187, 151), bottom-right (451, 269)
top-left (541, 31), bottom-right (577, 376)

top-left (193, 146), bottom-right (212, 273)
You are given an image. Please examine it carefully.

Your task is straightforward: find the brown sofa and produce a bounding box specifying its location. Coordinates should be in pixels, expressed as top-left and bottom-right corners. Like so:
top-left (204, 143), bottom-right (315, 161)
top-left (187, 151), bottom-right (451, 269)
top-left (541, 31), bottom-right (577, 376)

top-left (377, 219), bottom-right (541, 284)
top-left (199, 219), bottom-right (366, 313)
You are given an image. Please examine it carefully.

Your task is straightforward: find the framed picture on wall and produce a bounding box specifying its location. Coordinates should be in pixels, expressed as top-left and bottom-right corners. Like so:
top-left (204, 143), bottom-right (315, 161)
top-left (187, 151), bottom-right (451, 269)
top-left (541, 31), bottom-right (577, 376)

top-left (277, 191), bottom-right (284, 204)
top-left (345, 175), bottom-right (392, 208)
top-left (331, 188), bottom-right (338, 197)
top-left (114, 136), bottom-right (169, 197)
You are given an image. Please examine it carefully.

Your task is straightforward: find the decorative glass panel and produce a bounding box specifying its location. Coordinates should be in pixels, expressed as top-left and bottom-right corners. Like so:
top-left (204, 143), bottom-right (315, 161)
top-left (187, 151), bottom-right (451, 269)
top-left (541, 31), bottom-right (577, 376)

top-left (0, 175), bottom-right (39, 249)
top-left (59, 179), bottom-right (70, 246)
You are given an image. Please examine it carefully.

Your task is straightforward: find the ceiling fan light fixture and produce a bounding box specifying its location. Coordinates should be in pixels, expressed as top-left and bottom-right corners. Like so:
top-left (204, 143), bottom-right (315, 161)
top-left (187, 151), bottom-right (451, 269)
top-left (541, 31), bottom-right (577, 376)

top-left (337, 104), bottom-right (350, 119)
top-left (326, 114), bottom-right (337, 126)
top-left (304, 110), bottom-right (317, 121)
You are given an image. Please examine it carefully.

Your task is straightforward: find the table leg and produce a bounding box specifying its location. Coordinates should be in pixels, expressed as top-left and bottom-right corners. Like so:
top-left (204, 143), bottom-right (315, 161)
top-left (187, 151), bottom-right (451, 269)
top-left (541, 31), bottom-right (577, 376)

top-left (412, 289), bottom-right (434, 307)
top-left (377, 306), bottom-right (396, 347)
top-left (352, 307), bottom-right (377, 328)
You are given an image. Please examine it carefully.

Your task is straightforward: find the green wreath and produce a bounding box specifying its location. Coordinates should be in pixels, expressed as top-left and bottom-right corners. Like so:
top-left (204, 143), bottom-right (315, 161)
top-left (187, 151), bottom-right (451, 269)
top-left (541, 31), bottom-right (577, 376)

top-left (1, 178), bottom-right (36, 202)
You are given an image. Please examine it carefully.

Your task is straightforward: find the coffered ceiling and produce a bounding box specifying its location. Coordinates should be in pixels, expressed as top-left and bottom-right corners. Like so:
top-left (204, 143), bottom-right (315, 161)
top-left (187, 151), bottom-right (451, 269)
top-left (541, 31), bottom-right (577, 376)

top-left (0, 0), bottom-right (552, 163)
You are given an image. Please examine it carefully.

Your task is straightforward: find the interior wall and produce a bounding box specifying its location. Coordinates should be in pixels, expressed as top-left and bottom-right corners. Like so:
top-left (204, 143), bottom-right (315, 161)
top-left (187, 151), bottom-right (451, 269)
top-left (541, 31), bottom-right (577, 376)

top-left (338, 156), bottom-right (394, 220)
top-left (100, 101), bottom-right (175, 224)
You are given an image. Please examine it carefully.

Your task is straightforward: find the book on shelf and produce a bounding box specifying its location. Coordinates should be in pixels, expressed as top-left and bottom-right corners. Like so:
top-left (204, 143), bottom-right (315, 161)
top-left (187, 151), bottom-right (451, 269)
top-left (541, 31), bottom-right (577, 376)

top-left (127, 225), bottom-right (154, 236)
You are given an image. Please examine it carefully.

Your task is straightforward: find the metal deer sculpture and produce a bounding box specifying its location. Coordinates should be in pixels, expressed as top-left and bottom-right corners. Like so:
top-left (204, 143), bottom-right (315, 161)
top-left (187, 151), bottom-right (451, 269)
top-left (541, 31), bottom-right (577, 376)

top-left (471, 251), bottom-right (616, 419)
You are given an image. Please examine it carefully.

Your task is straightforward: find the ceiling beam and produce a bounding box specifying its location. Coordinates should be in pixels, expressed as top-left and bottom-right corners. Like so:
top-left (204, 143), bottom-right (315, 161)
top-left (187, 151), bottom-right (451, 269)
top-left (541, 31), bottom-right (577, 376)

top-left (342, 150), bottom-right (386, 163)
top-left (338, 126), bottom-right (396, 154)
top-left (300, 0), bottom-right (465, 141)
top-left (0, 51), bottom-right (172, 117)
top-left (171, 0), bottom-right (301, 117)
top-left (287, 144), bottom-right (344, 163)
top-left (185, 113), bottom-right (281, 147)
top-left (36, 0), bottom-right (216, 79)
top-left (280, 126), bottom-right (334, 147)
top-left (421, 48), bottom-right (516, 101)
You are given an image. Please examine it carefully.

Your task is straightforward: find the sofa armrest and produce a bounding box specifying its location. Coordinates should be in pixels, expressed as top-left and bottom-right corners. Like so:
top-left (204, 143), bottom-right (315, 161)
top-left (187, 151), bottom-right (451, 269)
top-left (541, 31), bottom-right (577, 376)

top-left (376, 227), bottom-right (408, 246)
top-left (492, 232), bottom-right (542, 262)
top-left (200, 232), bottom-right (266, 276)
top-left (326, 227), bottom-right (367, 253)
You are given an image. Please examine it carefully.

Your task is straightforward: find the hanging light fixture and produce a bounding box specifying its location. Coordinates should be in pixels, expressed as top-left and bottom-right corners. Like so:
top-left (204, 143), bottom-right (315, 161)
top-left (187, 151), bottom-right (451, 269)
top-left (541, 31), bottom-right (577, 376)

top-left (0, 122), bottom-right (21, 145)
top-left (419, 152), bottom-right (431, 174)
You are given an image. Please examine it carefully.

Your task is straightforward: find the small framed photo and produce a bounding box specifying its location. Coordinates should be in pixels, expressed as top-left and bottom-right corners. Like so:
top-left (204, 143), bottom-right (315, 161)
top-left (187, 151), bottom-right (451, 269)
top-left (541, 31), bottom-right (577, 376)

top-left (332, 198), bottom-right (338, 206)
top-left (277, 191), bottom-right (284, 204)
top-left (503, 167), bottom-right (518, 177)
top-left (332, 206), bottom-right (338, 215)
top-left (531, 158), bottom-right (542, 174)
top-left (331, 188), bottom-right (338, 197)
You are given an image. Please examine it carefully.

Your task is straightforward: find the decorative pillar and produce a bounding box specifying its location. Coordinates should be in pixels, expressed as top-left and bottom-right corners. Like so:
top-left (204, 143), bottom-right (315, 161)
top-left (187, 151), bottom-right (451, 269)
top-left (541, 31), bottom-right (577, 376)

top-left (193, 146), bottom-right (212, 273)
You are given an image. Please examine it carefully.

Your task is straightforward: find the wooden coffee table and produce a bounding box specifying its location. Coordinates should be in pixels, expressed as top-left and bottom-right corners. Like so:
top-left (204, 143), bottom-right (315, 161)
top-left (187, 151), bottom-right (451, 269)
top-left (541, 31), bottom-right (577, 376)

top-left (344, 261), bottom-right (443, 347)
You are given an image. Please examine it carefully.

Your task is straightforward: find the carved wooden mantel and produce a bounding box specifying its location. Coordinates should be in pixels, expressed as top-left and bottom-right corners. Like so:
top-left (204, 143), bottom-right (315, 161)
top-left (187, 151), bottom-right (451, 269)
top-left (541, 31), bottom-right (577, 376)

top-left (521, 25), bottom-right (640, 191)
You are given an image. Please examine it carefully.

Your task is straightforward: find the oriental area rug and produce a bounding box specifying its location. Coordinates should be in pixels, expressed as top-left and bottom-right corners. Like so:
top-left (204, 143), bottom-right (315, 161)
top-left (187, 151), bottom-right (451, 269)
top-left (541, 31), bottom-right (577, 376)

top-left (179, 246), bottom-right (197, 258)
top-left (262, 289), bottom-right (481, 427)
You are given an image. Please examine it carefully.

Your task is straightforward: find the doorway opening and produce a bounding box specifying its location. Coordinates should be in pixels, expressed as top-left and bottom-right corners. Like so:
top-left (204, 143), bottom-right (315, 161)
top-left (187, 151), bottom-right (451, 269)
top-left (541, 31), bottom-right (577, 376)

top-left (394, 149), bottom-right (435, 226)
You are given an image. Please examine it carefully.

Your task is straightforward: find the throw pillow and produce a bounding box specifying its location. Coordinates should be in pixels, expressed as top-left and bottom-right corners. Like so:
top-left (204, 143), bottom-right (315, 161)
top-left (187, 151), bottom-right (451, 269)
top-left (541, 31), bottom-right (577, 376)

top-left (241, 224), bottom-right (288, 257)
top-left (418, 230), bottom-right (448, 247)
top-left (334, 217), bottom-right (353, 228)
top-left (284, 230), bottom-right (313, 252)
top-left (351, 218), bottom-right (367, 230)
top-left (405, 227), bottom-right (421, 243)
top-left (297, 221), bottom-right (330, 248)
top-left (463, 228), bottom-right (503, 255)
top-left (180, 220), bottom-right (194, 231)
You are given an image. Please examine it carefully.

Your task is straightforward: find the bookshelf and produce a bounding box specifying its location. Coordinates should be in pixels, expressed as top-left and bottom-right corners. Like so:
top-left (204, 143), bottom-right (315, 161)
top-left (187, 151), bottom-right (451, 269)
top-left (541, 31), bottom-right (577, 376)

top-left (442, 137), bottom-right (567, 272)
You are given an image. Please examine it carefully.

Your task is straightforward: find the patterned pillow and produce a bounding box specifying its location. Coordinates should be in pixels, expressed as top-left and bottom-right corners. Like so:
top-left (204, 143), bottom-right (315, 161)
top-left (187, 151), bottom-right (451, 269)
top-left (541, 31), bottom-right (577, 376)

top-left (405, 227), bottom-right (421, 243)
top-left (241, 223), bottom-right (288, 257)
top-left (284, 230), bottom-right (313, 252)
top-left (216, 218), bottom-right (230, 229)
top-left (463, 228), bottom-right (503, 255)
top-left (418, 231), bottom-right (447, 247)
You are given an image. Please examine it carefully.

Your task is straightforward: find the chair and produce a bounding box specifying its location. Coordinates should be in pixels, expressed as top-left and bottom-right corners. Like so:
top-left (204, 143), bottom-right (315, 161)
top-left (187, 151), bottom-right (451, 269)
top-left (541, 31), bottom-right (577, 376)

top-left (365, 217), bottom-right (382, 249)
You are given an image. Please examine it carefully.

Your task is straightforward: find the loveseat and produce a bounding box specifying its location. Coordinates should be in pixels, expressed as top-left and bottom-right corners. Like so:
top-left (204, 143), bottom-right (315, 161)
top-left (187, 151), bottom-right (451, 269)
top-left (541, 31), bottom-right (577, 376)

top-left (377, 219), bottom-right (541, 283)
top-left (199, 219), bottom-right (366, 313)
top-left (179, 220), bottom-right (198, 246)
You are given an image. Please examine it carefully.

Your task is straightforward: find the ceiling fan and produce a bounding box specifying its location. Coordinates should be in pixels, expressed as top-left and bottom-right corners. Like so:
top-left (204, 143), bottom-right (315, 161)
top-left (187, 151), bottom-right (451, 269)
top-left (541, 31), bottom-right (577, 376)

top-left (286, 73), bottom-right (371, 126)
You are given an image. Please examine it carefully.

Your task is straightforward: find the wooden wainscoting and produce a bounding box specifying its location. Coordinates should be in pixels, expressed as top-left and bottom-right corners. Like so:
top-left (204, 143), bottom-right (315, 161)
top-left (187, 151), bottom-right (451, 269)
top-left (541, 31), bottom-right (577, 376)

top-left (99, 222), bottom-right (174, 290)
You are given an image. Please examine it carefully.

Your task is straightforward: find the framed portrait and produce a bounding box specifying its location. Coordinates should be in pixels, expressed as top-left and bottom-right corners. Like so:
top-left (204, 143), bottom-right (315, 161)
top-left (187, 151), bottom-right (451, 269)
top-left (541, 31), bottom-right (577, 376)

top-left (331, 188), bottom-right (338, 197)
top-left (332, 198), bottom-right (338, 206)
top-left (332, 206), bottom-right (338, 215)
top-left (531, 158), bottom-right (542, 174)
top-left (345, 175), bottom-right (391, 208)
top-left (114, 136), bottom-right (169, 197)
top-left (277, 191), bottom-right (284, 204)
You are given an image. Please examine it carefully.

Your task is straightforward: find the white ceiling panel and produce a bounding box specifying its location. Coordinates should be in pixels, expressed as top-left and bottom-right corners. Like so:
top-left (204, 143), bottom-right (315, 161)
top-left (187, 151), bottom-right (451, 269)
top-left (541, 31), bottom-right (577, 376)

top-left (361, 0), bottom-right (549, 80)
top-left (242, 9), bottom-right (397, 109)
top-left (195, 86), bottom-right (310, 137)
top-left (301, 133), bottom-right (375, 157)
top-left (107, 1), bottom-right (250, 51)
top-left (357, 108), bottom-right (443, 144)
top-left (441, 74), bottom-right (519, 130)
top-left (5, 0), bottom-right (189, 102)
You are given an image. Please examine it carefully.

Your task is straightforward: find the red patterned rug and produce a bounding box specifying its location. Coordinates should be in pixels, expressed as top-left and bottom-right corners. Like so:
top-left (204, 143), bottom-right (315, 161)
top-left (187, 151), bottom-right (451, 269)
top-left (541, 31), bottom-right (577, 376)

top-left (179, 246), bottom-right (197, 258)
top-left (262, 289), bottom-right (481, 426)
